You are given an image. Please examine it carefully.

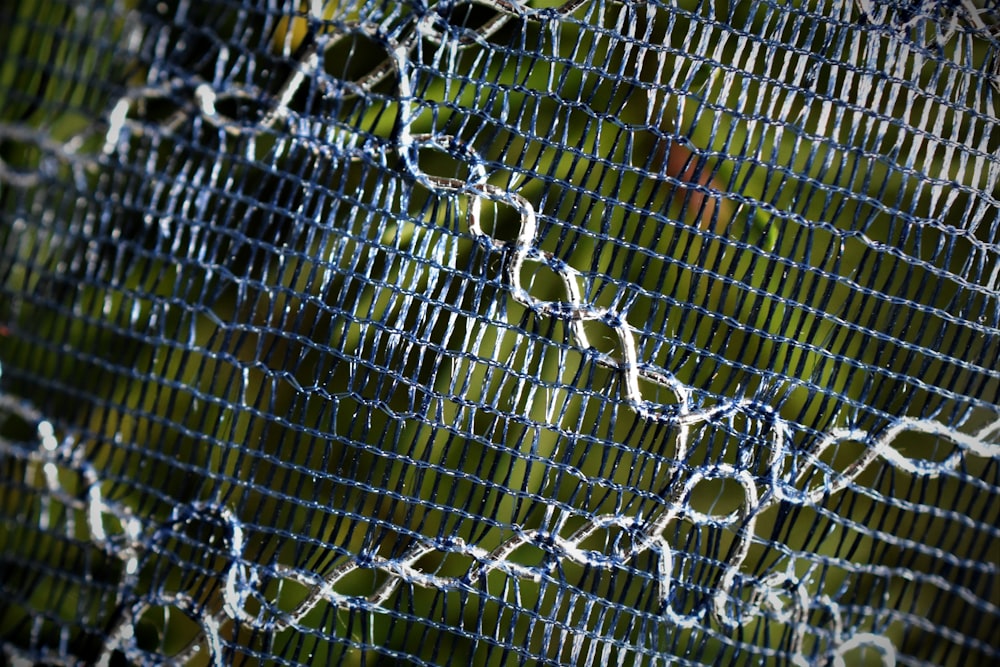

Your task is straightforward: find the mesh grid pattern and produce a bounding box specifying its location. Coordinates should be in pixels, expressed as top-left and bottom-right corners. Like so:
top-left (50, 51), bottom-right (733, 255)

top-left (1, 0), bottom-right (998, 664)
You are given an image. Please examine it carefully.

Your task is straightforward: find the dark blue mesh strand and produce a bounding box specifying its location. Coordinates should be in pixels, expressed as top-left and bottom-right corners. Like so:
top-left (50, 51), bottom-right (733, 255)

top-left (1, 0), bottom-right (998, 664)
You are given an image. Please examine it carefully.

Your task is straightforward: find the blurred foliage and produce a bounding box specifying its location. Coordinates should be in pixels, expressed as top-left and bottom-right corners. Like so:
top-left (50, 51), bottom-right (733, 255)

top-left (1, 0), bottom-right (998, 665)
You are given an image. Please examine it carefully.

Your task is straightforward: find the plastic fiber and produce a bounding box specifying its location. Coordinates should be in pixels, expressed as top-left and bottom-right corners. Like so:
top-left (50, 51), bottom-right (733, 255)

top-left (1, 0), bottom-right (998, 664)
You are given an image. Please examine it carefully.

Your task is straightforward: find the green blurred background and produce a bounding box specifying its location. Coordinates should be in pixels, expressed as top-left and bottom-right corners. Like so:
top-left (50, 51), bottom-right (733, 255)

top-left (1, 0), bottom-right (997, 665)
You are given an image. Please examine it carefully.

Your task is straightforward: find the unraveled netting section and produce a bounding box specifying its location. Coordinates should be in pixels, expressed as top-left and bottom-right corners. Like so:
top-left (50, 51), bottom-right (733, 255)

top-left (1, 0), bottom-right (998, 664)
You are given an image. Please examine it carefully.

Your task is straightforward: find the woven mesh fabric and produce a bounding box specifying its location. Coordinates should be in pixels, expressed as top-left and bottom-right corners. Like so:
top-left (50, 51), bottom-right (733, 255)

top-left (1, 0), bottom-right (998, 664)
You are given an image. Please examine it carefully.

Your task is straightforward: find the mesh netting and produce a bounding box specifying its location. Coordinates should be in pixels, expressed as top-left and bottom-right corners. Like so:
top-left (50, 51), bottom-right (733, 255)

top-left (1, 0), bottom-right (999, 664)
